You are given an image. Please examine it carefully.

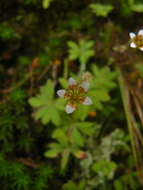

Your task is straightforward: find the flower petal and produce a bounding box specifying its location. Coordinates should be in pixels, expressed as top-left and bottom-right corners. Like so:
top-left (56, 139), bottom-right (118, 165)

top-left (139, 47), bottom-right (143, 51)
top-left (138, 29), bottom-right (143, 36)
top-left (65, 104), bottom-right (76, 114)
top-left (129, 32), bottom-right (136, 39)
top-left (82, 96), bottom-right (92, 105)
top-left (130, 42), bottom-right (136, 48)
top-left (80, 81), bottom-right (90, 92)
top-left (68, 77), bottom-right (77, 86)
top-left (57, 89), bottom-right (66, 97)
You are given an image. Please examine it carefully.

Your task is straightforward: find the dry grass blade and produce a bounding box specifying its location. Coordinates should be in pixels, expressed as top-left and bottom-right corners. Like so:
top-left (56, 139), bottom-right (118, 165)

top-left (117, 66), bottom-right (143, 185)
top-left (131, 89), bottom-right (143, 126)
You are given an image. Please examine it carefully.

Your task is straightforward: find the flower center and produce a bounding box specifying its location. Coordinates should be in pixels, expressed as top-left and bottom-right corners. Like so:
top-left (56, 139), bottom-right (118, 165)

top-left (65, 85), bottom-right (85, 104)
top-left (133, 35), bottom-right (143, 47)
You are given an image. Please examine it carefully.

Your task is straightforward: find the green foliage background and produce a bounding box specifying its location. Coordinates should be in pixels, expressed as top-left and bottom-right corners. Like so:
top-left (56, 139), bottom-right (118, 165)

top-left (1, 0), bottom-right (143, 189)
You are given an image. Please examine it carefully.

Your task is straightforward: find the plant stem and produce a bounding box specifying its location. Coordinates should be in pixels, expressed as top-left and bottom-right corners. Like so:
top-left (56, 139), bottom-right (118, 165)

top-left (64, 59), bottom-right (68, 79)
top-left (79, 62), bottom-right (86, 76)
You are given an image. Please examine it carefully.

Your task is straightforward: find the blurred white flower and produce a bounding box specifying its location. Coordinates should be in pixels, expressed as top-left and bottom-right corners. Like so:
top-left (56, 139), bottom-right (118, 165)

top-left (57, 77), bottom-right (92, 114)
top-left (129, 29), bottom-right (143, 51)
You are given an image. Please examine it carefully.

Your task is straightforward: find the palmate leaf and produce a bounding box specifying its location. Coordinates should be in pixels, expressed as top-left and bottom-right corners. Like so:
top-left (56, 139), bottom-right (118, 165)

top-left (39, 80), bottom-right (54, 100)
top-left (89, 89), bottom-right (110, 110)
top-left (90, 3), bottom-right (114, 17)
top-left (79, 40), bottom-right (94, 64)
top-left (71, 127), bottom-right (84, 147)
top-left (68, 41), bottom-right (79, 60)
top-left (29, 80), bottom-right (65, 126)
top-left (91, 65), bottom-right (117, 90)
top-left (45, 130), bottom-right (71, 169)
top-left (52, 128), bottom-right (69, 145)
top-left (61, 149), bottom-right (70, 170)
top-left (68, 40), bottom-right (94, 64)
top-left (45, 127), bottom-right (85, 169)
top-left (45, 142), bottom-right (63, 158)
top-left (74, 122), bottom-right (95, 135)
top-left (44, 148), bottom-right (61, 158)
top-left (88, 64), bottom-right (117, 110)
top-left (73, 104), bottom-right (90, 121)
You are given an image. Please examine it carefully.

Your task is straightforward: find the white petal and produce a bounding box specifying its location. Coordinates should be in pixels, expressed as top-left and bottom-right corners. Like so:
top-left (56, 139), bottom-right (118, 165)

top-left (129, 32), bottom-right (136, 39)
top-left (68, 77), bottom-right (77, 86)
top-left (82, 96), bottom-right (92, 105)
top-left (138, 29), bottom-right (143, 36)
top-left (57, 89), bottom-right (66, 97)
top-left (139, 47), bottom-right (143, 51)
top-left (80, 81), bottom-right (89, 92)
top-left (65, 104), bottom-right (75, 114)
top-left (130, 42), bottom-right (136, 48)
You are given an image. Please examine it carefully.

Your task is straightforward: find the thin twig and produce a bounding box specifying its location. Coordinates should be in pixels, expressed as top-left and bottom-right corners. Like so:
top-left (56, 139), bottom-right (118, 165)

top-left (38, 63), bottom-right (52, 81)
top-left (1, 72), bottom-right (33, 94)
top-left (16, 158), bottom-right (41, 169)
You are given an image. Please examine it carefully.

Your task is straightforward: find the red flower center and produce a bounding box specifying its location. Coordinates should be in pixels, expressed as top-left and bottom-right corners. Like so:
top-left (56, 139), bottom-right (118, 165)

top-left (64, 84), bottom-right (86, 104)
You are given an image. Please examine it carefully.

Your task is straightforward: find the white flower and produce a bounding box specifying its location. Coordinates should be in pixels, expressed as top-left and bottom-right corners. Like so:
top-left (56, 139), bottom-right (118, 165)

top-left (57, 77), bottom-right (92, 114)
top-left (68, 77), bottom-right (77, 86)
top-left (139, 47), bottom-right (143, 51)
top-left (80, 81), bottom-right (90, 92)
top-left (130, 42), bottom-right (137, 48)
top-left (57, 89), bottom-right (66, 97)
top-left (138, 29), bottom-right (143, 35)
top-left (129, 29), bottom-right (143, 51)
top-left (65, 104), bottom-right (76, 114)
top-left (82, 96), bottom-right (92, 105)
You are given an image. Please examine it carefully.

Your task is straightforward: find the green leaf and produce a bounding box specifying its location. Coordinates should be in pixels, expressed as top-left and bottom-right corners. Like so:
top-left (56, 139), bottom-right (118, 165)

top-left (42, 0), bottom-right (53, 9)
top-left (63, 180), bottom-right (85, 190)
top-left (59, 78), bottom-right (68, 88)
top-left (29, 97), bottom-right (43, 107)
top-left (35, 107), bottom-right (48, 120)
top-left (73, 104), bottom-right (90, 121)
top-left (29, 80), bottom-right (62, 125)
top-left (78, 180), bottom-right (86, 190)
top-left (71, 128), bottom-right (84, 147)
top-left (13, 174), bottom-right (30, 190)
top-left (114, 179), bottom-right (124, 190)
top-left (75, 122), bottom-right (94, 135)
top-left (63, 181), bottom-right (77, 190)
top-left (92, 160), bottom-right (117, 179)
top-left (54, 98), bottom-right (65, 110)
top-left (0, 23), bottom-right (16, 40)
top-left (90, 3), bottom-right (114, 17)
top-left (61, 150), bottom-right (70, 170)
top-left (41, 110), bottom-right (51, 124)
top-left (52, 129), bottom-right (68, 145)
top-left (50, 108), bottom-right (61, 126)
top-left (131, 4), bottom-right (143, 12)
top-left (49, 143), bottom-right (62, 149)
top-left (44, 149), bottom-right (61, 158)
top-left (40, 80), bottom-right (54, 100)
top-left (68, 40), bottom-right (94, 64)
top-left (92, 65), bottom-right (116, 90)
top-left (88, 64), bottom-right (117, 110)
